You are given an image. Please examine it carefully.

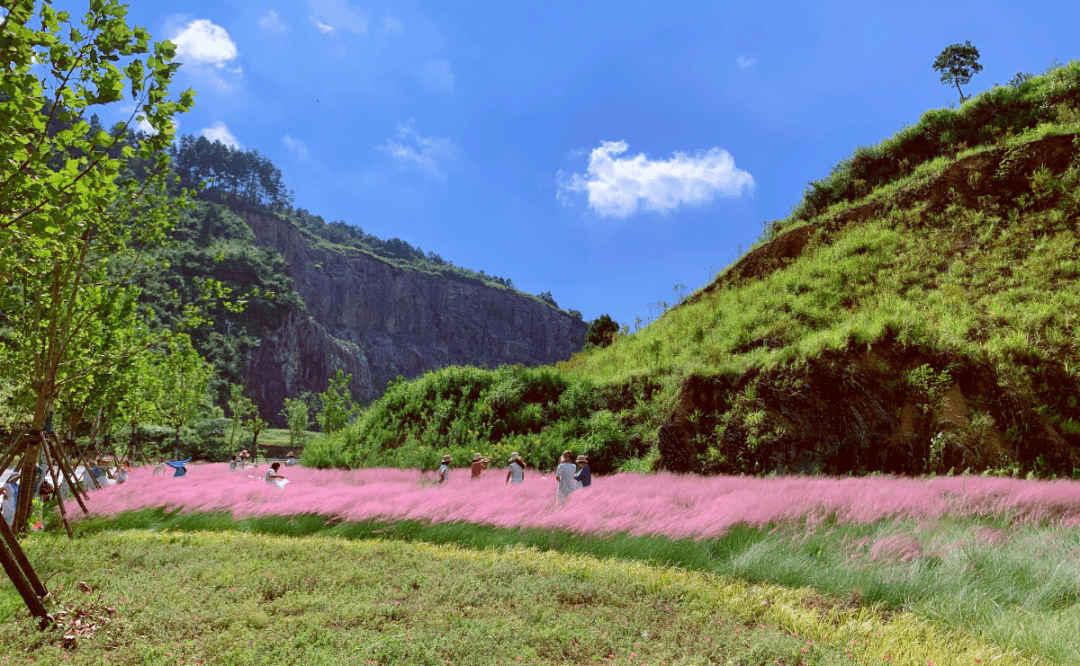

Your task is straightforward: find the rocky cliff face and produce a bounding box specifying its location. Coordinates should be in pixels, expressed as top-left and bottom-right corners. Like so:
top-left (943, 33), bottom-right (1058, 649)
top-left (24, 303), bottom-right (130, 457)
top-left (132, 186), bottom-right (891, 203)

top-left (240, 212), bottom-right (588, 424)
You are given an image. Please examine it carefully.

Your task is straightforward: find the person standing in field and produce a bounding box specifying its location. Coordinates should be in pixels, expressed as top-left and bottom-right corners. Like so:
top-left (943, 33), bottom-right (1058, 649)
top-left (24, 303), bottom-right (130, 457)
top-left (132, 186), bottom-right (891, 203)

top-left (285, 452), bottom-right (299, 466)
top-left (438, 455), bottom-right (452, 484)
top-left (555, 450), bottom-right (579, 505)
top-left (471, 453), bottom-right (492, 478)
top-left (506, 452), bottom-right (525, 485)
top-left (153, 458), bottom-right (166, 475)
top-left (574, 455), bottom-right (591, 488)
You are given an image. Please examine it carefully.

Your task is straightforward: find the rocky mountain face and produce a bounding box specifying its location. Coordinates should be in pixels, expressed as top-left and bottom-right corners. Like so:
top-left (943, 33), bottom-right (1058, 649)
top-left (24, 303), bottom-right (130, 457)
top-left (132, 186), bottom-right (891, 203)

top-left (239, 211), bottom-right (588, 424)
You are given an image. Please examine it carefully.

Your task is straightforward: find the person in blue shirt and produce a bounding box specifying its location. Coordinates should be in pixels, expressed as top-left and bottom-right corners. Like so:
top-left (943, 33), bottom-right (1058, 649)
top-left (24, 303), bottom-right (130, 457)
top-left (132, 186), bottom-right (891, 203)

top-left (437, 455), bottom-right (452, 484)
top-left (574, 455), bottom-right (591, 488)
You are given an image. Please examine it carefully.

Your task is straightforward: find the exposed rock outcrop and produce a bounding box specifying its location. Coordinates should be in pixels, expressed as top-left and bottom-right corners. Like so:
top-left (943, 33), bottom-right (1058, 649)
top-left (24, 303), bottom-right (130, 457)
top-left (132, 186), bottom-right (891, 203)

top-left (240, 212), bottom-right (588, 424)
top-left (244, 311), bottom-right (372, 421)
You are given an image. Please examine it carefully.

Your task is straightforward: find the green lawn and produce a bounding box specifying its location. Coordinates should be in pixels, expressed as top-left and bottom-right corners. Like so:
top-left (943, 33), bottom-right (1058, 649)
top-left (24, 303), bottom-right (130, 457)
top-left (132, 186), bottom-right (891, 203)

top-left (0, 516), bottom-right (1045, 666)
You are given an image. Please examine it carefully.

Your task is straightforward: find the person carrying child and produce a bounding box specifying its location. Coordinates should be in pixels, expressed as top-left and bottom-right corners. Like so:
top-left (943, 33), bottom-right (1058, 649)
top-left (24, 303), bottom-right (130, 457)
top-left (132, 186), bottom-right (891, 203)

top-left (506, 452), bottom-right (526, 485)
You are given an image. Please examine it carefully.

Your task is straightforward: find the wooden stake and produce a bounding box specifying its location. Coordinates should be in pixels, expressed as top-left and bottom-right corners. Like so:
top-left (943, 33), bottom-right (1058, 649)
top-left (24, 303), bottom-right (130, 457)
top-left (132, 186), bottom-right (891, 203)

top-left (41, 445), bottom-right (74, 540)
top-left (0, 511), bottom-right (47, 597)
top-left (0, 519), bottom-right (51, 628)
top-left (46, 436), bottom-right (89, 514)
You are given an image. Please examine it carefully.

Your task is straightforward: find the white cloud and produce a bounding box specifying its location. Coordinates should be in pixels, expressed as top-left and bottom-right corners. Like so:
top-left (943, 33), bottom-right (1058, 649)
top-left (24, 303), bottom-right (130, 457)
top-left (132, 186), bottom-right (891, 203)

top-left (283, 134), bottom-right (309, 159)
top-left (136, 117), bottom-right (179, 135)
top-left (736, 56), bottom-right (755, 70)
top-left (168, 17), bottom-right (242, 91)
top-left (258, 10), bottom-right (287, 32)
top-left (557, 141), bottom-right (754, 218)
top-left (378, 121), bottom-right (456, 181)
top-left (308, 0), bottom-right (368, 34)
top-left (417, 59), bottom-right (454, 91)
top-left (200, 121), bottom-right (241, 148)
top-left (383, 17), bottom-right (404, 36)
top-left (172, 19), bottom-right (238, 67)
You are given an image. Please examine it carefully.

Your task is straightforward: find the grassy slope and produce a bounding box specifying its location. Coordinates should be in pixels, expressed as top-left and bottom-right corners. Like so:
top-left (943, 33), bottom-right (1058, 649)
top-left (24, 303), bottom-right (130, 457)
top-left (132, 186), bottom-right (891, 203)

top-left (0, 523), bottom-right (1043, 666)
top-left (313, 61), bottom-right (1080, 477)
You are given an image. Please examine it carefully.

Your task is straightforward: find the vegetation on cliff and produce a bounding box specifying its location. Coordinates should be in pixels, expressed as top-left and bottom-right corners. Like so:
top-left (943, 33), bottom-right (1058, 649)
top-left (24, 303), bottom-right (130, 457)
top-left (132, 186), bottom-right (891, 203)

top-left (167, 134), bottom-right (580, 317)
top-left (318, 60), bottom-right (1080, 477)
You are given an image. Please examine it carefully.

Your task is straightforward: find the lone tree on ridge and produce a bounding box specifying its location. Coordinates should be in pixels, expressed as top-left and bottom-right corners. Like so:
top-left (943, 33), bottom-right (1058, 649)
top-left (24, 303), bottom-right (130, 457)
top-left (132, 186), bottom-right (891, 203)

top-left (933, 40), bottom-right (983, 103)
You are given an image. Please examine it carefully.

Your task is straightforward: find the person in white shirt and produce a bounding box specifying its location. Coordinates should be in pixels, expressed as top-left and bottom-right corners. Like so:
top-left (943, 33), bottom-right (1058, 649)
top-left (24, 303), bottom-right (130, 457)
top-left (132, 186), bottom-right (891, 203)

top-left (506, 452), bottom-right (525, 485)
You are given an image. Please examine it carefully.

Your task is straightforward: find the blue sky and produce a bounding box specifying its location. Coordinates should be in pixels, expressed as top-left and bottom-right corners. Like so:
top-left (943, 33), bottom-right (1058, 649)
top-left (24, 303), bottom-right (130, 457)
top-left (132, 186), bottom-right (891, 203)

top-left (76, 0), bottom-right (1079, 328)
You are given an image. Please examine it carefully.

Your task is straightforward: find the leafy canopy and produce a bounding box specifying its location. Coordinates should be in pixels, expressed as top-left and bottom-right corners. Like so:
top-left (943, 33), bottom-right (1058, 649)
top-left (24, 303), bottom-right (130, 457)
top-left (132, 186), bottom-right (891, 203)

top-left (933, 40), bottom-right (983, 103)
top-left (0, 0), bottom-right (195, 429)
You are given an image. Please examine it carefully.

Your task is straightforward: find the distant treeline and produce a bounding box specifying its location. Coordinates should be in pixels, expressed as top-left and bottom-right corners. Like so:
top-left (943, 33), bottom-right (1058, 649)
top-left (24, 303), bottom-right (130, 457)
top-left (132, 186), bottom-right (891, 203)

top-left (170, 135), bottom-right (290, 209)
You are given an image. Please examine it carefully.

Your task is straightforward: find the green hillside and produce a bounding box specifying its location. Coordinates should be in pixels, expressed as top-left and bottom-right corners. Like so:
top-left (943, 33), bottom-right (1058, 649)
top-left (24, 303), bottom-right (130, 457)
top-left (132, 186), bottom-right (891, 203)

top-left (309, 61), bottom-right (1080, 477)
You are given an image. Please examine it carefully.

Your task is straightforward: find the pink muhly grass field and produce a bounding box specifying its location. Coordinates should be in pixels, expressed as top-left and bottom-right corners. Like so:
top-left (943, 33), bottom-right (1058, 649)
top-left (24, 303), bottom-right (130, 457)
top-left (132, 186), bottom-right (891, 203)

top-left (82, 464), bottom-right (1080, 540)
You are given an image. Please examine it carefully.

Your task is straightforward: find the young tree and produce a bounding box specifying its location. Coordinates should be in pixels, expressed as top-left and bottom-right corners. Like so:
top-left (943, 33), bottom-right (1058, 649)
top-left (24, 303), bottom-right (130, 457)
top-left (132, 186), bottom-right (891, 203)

top-left (280, 397), bottom-right (310, 448)
top-left (153, 335), bottom-right (212, 451)
top-left (227, 383), bottom-right (253, 450)
top-left (585, 314), bottom-right (620, 349)
top-left (316, 369), bottom-right (357, 434)
top-left (0, 0), bottom-right (194, 523)
top-left (933, 41), bottom-right (983, 103)
top-left (246, 397), bottom-right (267, 453)
top-left (116, 347), bottom-right (165, 456)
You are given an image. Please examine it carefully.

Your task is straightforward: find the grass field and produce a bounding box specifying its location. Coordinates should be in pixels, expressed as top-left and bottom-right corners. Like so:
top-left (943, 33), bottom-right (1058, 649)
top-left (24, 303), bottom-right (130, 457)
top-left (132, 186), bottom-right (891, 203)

top-left (2, 465), bottom-right (1078, 664)
top-left (1, 528), bottom-right (1038, 666)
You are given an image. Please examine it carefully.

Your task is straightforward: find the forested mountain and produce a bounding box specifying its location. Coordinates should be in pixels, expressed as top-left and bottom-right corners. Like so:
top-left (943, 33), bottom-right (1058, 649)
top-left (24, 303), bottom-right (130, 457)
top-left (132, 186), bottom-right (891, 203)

top-left (130, 137), bottom-right (587, 420)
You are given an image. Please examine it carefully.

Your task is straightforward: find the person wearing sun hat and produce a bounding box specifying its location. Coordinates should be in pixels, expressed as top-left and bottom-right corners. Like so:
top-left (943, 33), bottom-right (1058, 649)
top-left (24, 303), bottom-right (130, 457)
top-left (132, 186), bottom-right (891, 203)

top-left (506, 452), bottom-right (526, 485)
top-left (574, 455), bottom-right (591, 488)
top-left (555, 450), bottom-right (579, 505)
top-left (3, 472), bottom-right (19, 505)
top-left (438, 455), bottom-right (452, 484)
top-left (470, 452), bottom-right (492, 478)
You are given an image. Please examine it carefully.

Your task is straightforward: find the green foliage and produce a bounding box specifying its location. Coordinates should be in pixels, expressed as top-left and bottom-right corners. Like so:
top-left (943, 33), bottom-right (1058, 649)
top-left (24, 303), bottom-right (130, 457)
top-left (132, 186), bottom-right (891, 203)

top-left (227, 383), bottom-right (250, 449)
top-left (136, 202), bottom-right (304, 402)
top-left (153, 334), bottom-right (213, 435)
top-left (315, 369), bottom-right (358, 434)
top-left (584, 314), bottom-right (620, 349)
top-left (185, 417), bottom-right (233, 461)
top-left (170, 135), bottom-right (290, 209)
top-left (304, 364), bottom-right (633, 472)
top-left (933, 40), bottom-right (984, 103)
top-left (280, 397), bottom-right (310, 448)
top-left (0, 0), bottom-right (194, 429)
